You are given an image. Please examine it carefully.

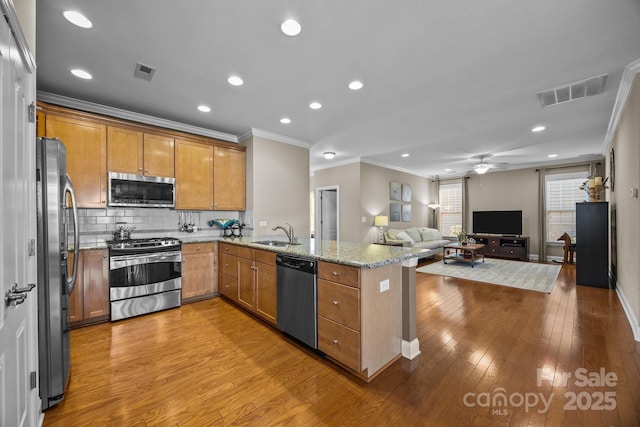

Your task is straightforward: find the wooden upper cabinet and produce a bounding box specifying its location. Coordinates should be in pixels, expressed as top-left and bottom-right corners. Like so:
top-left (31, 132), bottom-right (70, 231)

top-left (175, 139), bottom-right (213, 210)
top-left (213, 146), bottom-right (246, 210)
top-left (107, 128), bottom-right (174, 177)
top-left (45, 115), bottom-right (107, 208)
top-left (107, 127), bottom-right (143, 174)
top-left (36, 110), bottom-right (45, 137)
top-left (143, 133), bottom-right (175, 177)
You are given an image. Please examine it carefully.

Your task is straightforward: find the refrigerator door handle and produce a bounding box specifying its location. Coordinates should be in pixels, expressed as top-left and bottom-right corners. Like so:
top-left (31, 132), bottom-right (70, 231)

top-left (64, 174), bottom-right (79, 294)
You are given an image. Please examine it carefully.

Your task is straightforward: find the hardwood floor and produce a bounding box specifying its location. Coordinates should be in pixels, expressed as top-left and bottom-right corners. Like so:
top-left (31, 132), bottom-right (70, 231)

top-left (43, 262), bottom-right (640, 426)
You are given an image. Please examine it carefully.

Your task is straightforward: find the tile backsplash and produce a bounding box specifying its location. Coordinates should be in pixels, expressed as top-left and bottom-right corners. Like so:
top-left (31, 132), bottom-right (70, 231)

top-left (76, 208), bottom-right (246, 246)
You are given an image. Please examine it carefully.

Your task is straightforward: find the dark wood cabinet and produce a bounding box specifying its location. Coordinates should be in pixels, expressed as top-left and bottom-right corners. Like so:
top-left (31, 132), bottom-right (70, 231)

top-left (576, 202), bottom-right (609, 288)
top-left (468, 235), bottom-right (529, 261)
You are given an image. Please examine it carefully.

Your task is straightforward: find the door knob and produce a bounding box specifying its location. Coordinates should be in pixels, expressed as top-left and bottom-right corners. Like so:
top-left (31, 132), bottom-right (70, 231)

top-left (4, 283), bottom-right (35, 307)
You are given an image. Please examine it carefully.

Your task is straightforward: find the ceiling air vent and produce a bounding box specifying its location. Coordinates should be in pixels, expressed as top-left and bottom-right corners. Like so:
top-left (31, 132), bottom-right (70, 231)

top-left (134, 62), bottom-right (156, 81)
top-left (536, 74), bottom-right (608, 107)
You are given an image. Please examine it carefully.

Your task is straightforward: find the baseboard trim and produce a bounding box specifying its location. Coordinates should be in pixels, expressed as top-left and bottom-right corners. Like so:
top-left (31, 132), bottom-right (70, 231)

top-left (615, 280), bottom-right (640, 342)
top-left (402, 338), bottom-right (421, 359)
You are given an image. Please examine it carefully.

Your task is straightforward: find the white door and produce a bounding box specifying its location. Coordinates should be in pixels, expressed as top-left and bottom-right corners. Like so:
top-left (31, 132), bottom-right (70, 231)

top-left (0, 7), bottom-right (39, 427)
top-left (318, 188), bottom-right (338, 241)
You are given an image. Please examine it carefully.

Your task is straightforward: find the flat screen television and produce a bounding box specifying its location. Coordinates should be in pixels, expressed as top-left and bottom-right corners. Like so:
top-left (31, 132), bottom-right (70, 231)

top-left (472, 210), bottom-right (522, 236)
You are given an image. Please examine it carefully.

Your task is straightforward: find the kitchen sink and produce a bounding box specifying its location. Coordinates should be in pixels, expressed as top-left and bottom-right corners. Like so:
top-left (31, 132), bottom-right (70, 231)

top-left (253, 240), bottom-right (301, 247)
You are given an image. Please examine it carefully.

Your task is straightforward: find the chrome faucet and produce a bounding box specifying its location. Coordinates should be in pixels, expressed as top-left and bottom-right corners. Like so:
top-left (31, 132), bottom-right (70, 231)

top-left (272, 223), bottom-right (296, 243)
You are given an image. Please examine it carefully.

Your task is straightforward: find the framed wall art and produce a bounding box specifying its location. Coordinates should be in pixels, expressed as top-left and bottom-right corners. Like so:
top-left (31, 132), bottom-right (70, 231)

top-left (390, 203), bottom-right (401, 222)
top-left (402, 184), bottom-right (412, 202)
top-left (390, 182), bottom-right (401, 201)
top-left (401, 204), bottom-right (412, 222)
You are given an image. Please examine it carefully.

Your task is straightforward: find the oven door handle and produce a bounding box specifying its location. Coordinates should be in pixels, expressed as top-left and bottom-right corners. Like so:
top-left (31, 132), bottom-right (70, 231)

top-left (110, 251), bottom-right (182, 270)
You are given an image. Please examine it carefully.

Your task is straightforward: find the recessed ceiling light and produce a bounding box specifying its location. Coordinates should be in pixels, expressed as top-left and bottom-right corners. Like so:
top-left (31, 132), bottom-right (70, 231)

top-left (281, 19), bottom-right (302, 36)
top-left (197, 105), bottom-right (211, 113)
top-left (280, 117), bottom-right (291, 124)
top-left (63, 11), bottom-right (93, 28)
top-left (309, 102), bottom-right (322, 110)
top-left (227, 76), bottom-right (243, 86)
top-left (548, 154), bottom-right (558, 158)
top-left (445, 168), bottom-right (452, 172)
top-left (70, 69), bottom-right (92, 80)
top-left (401, 153), bottom-right (410, 158)
top-left (349, 81), bottom-right (363, 90)
top-left (532, 125), bottom-right (546, 133)
top-left (323, 152), bottom-right (335, 160)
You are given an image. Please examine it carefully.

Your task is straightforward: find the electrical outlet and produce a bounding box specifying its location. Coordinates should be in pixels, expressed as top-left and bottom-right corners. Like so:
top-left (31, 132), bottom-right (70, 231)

top-left (380, 279), bottom-right (389, 292)
top-left (245, 216), bottom-right (252, 225)
top-left (259, 220), bottom-right (267, 227)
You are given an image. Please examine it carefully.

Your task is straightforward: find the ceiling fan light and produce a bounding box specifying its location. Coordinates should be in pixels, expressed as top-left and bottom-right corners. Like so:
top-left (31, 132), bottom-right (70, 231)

top-left (474, 165), bottom-right (490, 174)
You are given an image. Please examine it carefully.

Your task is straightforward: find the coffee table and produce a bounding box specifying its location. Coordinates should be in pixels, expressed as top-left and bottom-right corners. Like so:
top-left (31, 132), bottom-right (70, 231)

top-left (443, 243), bottom-right (485, 267)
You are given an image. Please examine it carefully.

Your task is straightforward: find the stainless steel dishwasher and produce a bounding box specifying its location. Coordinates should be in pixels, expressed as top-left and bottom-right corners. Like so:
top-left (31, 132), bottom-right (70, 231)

top-left (276, 253), bottom-right (318, 349)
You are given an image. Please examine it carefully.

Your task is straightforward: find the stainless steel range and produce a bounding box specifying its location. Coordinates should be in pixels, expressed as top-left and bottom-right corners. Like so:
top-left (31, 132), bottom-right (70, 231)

top-left (107, 237), bottom-right (182, 321)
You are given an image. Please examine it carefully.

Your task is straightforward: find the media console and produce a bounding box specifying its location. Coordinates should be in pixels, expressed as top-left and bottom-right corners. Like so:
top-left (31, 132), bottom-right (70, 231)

top-left (468, 235), bottom-right (529, 261)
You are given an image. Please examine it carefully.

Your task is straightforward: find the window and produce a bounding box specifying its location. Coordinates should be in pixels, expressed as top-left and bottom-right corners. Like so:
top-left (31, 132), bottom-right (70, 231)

top-left (546, 172), bottom-right (588, 242)
top-left (439, 181), bottom-right (462, 237)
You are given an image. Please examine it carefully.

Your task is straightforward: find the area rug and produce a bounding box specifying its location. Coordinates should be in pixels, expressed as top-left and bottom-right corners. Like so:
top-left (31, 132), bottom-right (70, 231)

top-left (416, 258), bottom-right (561, 293)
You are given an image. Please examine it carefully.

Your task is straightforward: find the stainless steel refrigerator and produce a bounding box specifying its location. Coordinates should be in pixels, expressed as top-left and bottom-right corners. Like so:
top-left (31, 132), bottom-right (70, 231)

top-left (36, 137), bottom-right (79, 410)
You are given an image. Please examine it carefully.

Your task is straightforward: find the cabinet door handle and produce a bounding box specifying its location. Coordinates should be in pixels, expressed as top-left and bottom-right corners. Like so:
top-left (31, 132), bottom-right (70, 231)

top-left (332, 339), bottom-right (339, 345)
top-left (332, 271), bottom-right (339, 276)
top-left (332, 300), bottom-right (339, 305)
top-left (197, 246), bottom-right (200, 251)
top-left (103, 255), bottom-right (107, 258)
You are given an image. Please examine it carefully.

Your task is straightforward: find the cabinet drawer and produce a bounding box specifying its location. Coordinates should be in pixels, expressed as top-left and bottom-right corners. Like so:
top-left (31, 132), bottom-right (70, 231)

top-left (236, 246), bottom-right (254, 260)
top-left (254, 249), bottom-right (276, 265)
top-left (182, 242), bottom-right (214, 255)
top-left (318, 261), bottom-right (360, 288)
top-left (220, 274), bottom-right (238, 301)
top-left (219, 253), bottom-right (237, 279)
top-left (318, 280), bottom-right (360, 331)
top-left (501, 246), bottom-right (526, 259)
top-left (219, 243), bottom-right (237, 256)
top-left (318, 316), bottom-right (360, 372)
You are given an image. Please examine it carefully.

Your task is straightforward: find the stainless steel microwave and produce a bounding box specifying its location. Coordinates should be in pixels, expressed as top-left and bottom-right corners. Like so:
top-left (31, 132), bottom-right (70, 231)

top-left (108, 172), bottom-right (175, 208)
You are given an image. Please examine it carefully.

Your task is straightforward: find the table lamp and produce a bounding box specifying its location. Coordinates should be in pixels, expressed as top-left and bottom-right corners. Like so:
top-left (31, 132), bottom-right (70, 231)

top-left (374, 215), bottom-right (389, 243)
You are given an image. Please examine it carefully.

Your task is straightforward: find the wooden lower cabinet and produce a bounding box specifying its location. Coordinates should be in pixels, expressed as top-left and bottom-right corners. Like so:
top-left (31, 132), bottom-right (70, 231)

top-left (318, 261), bottom-right (402, 381)
top-left (181, 242), bottom-right (217, 302)
top-left (219, 243), bottom-right (277, 325)
top-left (69, 249), bottom-right (110, 327)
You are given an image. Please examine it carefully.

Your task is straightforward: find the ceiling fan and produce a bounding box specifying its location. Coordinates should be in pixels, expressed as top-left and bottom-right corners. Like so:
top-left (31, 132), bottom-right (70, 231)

top-left (471, 155), bottom-right (508, 175)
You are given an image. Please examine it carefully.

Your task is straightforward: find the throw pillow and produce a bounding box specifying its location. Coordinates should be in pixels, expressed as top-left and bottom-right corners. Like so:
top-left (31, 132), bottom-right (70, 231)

top-left (405, 228), bottom-right (422, 242)
top-left (386, 229), bottom-right (401, 240)
top-left (396, 231), bottom-right (415, 244)
top-left (420, 228), bottom-right (441, 241)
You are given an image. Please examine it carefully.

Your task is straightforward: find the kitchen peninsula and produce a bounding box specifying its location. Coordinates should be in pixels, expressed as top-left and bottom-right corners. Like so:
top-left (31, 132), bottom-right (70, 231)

top-left (213, 237), bottom-right (429, 381)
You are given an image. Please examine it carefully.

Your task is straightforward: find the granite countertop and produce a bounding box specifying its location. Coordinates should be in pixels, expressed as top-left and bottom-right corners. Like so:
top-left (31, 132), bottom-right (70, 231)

top-left (216, 237), bottom-right (430, 268)
top-left (76, 235), bottom-right (430, 268)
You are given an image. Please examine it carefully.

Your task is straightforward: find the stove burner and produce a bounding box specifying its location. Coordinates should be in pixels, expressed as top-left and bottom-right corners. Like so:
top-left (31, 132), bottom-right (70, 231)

top-left (107, 237), bottom-right (181, 251)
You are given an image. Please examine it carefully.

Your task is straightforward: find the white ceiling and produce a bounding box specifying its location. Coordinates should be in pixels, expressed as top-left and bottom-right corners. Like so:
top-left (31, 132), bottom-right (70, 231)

top-left (35, 0), bottom-right (640, 178)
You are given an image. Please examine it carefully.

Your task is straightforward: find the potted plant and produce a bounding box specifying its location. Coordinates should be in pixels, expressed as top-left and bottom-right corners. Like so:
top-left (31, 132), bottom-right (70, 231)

top-left (455, 230), bottom-right (468, 245)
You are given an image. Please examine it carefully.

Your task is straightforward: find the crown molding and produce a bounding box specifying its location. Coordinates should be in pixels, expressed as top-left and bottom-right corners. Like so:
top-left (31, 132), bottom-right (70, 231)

top-left (311, 157), bottom-right (362, 174)
top-left (361, 158), bottom-right (433, 178)
top-left (37, 91), bottom-right (239, 143)
top-left (603, 58), bottom-right (640, 152)
top-left (241, 127), bottom-right (312, 148)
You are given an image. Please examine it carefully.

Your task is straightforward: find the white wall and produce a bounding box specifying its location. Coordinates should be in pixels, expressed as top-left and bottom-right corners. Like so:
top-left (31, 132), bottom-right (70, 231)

top-left (242, 135), bottom-right (310, 238)
top-left (312, 162), bottom-right (433, 243)
top-left (608, 73), bottom-right (640, 339)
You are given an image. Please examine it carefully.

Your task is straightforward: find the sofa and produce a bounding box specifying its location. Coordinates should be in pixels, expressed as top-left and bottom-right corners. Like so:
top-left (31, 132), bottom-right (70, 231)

top-left (384, 227), bottom-right (451, 252)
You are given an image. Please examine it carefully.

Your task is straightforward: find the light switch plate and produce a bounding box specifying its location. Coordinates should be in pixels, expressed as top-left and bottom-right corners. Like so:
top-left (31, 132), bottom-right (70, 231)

top-left (259, 220), bottom-right (267, 227)
top-left (362, 217), bottom-right (367, 223)
top-left (380, 279), bottom-right (390, 292)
